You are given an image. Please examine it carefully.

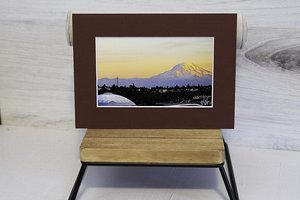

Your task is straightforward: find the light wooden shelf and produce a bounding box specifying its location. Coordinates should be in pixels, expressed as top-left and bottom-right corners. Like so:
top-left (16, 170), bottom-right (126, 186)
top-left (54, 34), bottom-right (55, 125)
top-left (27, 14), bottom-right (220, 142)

top-left (80, 129), bottom-right (224, 165)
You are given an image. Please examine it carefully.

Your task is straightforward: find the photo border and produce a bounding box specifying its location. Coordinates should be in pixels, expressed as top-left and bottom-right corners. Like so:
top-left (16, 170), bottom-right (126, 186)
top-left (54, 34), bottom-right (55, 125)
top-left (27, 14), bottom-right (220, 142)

top-left (72, 14), bottom-right (237, 128)
top-left (95, 36), bottom-right (215, 108)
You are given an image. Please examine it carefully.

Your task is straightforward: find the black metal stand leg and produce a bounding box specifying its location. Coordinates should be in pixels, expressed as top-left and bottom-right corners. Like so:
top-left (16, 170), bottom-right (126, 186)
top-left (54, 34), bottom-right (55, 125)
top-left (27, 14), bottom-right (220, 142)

top-left (219, 166), bottom-right (236, 200)
top-left (68, 164), bottom-right (87, 200)
top-left (224, 141), bottom-right (239, 200)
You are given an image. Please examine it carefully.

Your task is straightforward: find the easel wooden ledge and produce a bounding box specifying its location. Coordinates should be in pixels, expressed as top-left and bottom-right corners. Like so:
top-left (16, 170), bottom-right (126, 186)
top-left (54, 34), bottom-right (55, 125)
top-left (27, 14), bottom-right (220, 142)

top-left (68, 129), bottom-right (239, 200)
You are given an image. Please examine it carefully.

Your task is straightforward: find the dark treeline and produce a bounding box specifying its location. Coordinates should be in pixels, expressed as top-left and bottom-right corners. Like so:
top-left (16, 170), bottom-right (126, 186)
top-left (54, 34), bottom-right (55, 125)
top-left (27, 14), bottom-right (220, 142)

top-left (98, 84), bottom-right (212, 106)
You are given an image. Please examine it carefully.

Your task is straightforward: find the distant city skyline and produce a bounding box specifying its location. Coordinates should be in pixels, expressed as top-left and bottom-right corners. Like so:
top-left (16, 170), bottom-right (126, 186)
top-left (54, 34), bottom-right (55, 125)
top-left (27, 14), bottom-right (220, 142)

top-left (96, 37), bottom-right (214, 79)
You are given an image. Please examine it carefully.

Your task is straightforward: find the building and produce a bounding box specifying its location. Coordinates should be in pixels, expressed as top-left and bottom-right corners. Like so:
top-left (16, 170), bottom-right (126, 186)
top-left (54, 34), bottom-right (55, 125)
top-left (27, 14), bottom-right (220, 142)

top-left (98, 93), bottom-right (136, 106)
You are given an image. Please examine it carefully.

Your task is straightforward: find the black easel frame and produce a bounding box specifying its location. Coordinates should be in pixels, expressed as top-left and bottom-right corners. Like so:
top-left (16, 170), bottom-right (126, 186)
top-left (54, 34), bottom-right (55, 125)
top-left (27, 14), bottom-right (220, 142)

top-left (68, 140), bottom-right (239, 200)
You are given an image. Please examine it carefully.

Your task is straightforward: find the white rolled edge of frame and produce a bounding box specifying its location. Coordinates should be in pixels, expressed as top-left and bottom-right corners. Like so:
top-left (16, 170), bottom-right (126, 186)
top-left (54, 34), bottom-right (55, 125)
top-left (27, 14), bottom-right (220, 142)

top-left (236, 13), bottom-right (247, 49)
top-left (66, 10), bottom-right (73, 46)
top-left (66, 11), bottom-right (247, 49)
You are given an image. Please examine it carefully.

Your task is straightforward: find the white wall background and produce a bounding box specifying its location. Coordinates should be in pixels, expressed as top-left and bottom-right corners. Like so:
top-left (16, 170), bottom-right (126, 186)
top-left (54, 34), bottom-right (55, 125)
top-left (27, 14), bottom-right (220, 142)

top-left (1, 1), bottom-right (300, 200)
top-left (0, 0), bottom-right (300, 149)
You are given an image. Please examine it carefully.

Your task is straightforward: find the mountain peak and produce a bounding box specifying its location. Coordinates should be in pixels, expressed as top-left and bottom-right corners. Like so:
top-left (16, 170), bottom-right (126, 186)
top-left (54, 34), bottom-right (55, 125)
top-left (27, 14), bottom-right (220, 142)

top-left (99, 62), bottom-right (212, 88)
top-left (168, 62), bottom-right (212, 78)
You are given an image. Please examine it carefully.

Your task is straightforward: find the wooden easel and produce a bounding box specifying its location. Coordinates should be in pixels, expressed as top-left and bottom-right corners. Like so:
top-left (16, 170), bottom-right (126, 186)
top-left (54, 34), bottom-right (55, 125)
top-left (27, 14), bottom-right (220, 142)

top-left (68, 129), bottom-right (239, 200)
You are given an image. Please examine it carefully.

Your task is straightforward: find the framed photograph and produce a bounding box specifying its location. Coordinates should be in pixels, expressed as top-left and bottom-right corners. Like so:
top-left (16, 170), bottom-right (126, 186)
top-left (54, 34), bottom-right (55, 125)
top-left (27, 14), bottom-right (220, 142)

top-left (96, 37), bottom-right (214, 108)
top-left (72, 14), bottom-right (237, 128)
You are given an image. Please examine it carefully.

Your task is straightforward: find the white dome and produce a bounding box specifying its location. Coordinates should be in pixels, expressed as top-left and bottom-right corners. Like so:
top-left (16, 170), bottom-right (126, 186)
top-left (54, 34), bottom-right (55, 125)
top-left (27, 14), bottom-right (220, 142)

top-left (98, 93), bottom-right (136, 106)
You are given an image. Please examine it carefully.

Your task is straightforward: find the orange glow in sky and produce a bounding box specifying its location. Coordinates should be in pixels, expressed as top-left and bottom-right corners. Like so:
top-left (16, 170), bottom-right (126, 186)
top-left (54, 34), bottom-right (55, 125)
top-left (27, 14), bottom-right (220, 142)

top-left (96, 37), bottom-right (214, 79)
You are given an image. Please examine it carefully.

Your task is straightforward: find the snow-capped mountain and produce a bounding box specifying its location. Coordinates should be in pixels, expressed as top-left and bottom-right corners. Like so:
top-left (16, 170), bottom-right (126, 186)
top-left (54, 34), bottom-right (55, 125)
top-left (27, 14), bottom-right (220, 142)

top-left (98, 62), bottom-right (212, 88)
top-left (151, 62), bottom-right (212, 79)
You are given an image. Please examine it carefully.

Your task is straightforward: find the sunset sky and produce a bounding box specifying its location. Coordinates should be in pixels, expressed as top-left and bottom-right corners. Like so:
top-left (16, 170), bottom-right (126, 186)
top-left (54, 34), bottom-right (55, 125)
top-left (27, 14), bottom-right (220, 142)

top-left (96, 37), bottom-right (214, 79)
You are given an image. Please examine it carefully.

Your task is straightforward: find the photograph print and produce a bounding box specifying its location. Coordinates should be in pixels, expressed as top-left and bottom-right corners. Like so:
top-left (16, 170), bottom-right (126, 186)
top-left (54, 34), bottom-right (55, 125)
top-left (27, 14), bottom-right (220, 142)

top-left (96, 37), bottom-right (214, 107)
